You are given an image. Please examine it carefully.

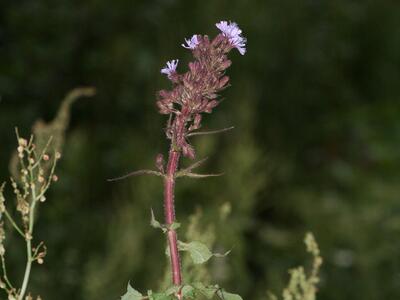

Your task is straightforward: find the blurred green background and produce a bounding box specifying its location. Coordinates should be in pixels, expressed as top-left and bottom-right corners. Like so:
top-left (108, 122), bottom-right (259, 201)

top-left (1, 0), bottom-right (400, 299)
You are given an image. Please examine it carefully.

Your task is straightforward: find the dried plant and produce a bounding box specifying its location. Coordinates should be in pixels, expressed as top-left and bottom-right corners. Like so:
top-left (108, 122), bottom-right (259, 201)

top-left (0, 131), bottom-right (60, 300)
top-left (0, 87), bottom-right (94, 300)
top-left (267, 233), bottom-right (323, 300)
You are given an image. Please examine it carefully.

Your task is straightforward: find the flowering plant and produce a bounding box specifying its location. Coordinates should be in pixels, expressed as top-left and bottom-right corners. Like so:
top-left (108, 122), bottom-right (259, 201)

top-left (0, 87), bottom-right (95, 300)
top-left (117, 21), bottom-right (246, 300)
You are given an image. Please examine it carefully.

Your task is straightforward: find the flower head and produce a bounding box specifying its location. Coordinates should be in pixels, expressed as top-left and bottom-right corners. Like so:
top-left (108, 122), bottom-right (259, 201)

top-left (161, 59), bottom-right (179, 78)
top-left (182, 35), bottom-right (200, 50)
top-left (157, 21), bottom-right (246, 159)
top-left (216, 21), bottom-right (247, 55)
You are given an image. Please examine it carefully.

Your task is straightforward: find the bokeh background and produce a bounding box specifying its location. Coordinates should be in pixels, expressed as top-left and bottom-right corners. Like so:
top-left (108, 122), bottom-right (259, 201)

top-left (1, 1), bottom-right (400, 299)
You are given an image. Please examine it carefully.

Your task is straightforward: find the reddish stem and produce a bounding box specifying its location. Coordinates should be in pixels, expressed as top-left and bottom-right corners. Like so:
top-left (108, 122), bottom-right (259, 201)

top-left (164, 149), bottom-right (182, 286)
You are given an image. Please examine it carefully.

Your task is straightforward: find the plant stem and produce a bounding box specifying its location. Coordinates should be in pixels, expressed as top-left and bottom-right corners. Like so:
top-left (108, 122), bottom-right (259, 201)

top-left (164, 149), bottom-right (182, 286)
top-left (1, 255), bottom-right (13, 290)
top-left (4, 209), bottom-right (24, 238)
top-left (18, 179), bottom-right (37, 300)
top-left (19, 236), bottom-right (32, 300)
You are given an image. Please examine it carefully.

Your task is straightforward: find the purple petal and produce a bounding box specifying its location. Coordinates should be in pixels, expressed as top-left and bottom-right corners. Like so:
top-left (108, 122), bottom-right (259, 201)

top-left (216, 20), bottom-right (247, 55)
top-left (182, 35), bottom-right (200, 50)
top-left (161, 59), bottom-right (179, 78)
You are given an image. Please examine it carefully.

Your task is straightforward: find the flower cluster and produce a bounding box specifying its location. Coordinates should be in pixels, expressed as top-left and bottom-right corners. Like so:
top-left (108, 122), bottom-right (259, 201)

top-left (157, 21), bottom-right (246, 159)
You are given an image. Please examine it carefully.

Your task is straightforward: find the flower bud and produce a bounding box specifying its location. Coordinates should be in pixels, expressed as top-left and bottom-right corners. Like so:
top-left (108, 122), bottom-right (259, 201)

top-left (218, 76), bottom-right (230, 89)
top-left (155, 154), bottom-right (165, 173)
top-left (182, 143), bottom-right (195, 160)
top-left (18, 138), bottom-right (28, 146)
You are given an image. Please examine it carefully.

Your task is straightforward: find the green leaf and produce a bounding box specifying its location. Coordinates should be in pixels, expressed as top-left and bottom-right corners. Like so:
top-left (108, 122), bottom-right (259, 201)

top-left (192, 282), bottom-right (219, 299)
top-left (164, 286), bottom-right (179, 296)
top-left (179, 241), bottom-right (230, 264)
top-left (121, 283), bottom-right (143, 300)
top-left (190, 283), bottom-right (242, 300)
top-left (150, 209), bottom-right (167, 233)
top-left (151, 210), bottom-right (180, 233)
top-left (149, 292), bottom-right (174, 300)
top-left (217, 290), bottom-right (243, 300)
top-left (181, 285), bottom-right (196, 299)
top-left (179, 241), bottom-right (212, 264)
top-left (170, 222), bottom-right (181, 230)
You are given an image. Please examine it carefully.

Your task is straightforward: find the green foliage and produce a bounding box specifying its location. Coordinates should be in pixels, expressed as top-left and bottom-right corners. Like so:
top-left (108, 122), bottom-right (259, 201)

top-left (121, 283), bottom-right (143, 300)
top-left (121, 282), bottom-right (243, 300)
top-left (121, 204), bottom-right (243, 300)
top-left (178, 241), bottom-right (229, 265)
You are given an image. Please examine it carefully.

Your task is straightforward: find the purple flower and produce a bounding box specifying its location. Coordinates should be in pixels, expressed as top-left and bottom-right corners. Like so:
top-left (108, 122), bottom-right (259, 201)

top-left (182, 35), bottom-right (200, 50)
top-left (216, 21), bottom-right (247, 55)
top-left (161, 59), bottom-right (179, 78)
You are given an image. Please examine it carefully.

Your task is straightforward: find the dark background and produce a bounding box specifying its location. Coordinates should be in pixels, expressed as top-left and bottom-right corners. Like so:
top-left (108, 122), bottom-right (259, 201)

top-left (1, 1), bottom-right (400, 299)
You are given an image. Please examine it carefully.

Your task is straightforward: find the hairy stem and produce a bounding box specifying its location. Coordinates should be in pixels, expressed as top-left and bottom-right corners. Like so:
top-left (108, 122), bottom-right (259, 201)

top-left (164, 149), bottom-right (182, 287)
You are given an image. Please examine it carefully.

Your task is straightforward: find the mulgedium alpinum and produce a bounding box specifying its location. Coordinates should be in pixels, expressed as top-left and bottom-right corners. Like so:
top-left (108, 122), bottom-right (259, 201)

top-left (116, 21), bottom-right (247, 300)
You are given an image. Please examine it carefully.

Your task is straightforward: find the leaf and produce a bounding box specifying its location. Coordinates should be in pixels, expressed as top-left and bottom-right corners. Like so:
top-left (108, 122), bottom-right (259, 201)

top-left (121, 283), bottom-right (143, 300)
top-left (175, 157), bottom-right (209, 178)
top-left (179, 241), bottom-right (230, 264)
top-left (214, 250), bottom-right (231, 258)
top-left (179, 241), bottom-right (212, 264)
top-left (184, 172), bottom-right (224, 179)
top-left (186, 126), bottom-right (235, 137)
top-left (181, 285), bottom-right (196, 299)
top-left (164, 286), bottom-right (179, 296)
top-left (107, 169), bottom-right (163, 182)
top-left (188, 283), bottom-right (243, 300)
top-left (150, 209), bottom-right (167, 233)
top-left (150, 210), bottom-right (180, 233)
top-left (170, 222), bottom-right (181, 230)
top-left (192, 283), bottom-right (219, 299)
top-left (217, 290), bottom-right (243, 300)
top-left (148, 292), bottom-right (174, 300)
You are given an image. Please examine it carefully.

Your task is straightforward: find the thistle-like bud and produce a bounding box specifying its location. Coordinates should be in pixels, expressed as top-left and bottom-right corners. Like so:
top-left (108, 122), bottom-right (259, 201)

top-left (181, 143), bottom-right (195, 160)
top-left (155, 154), bottom-right (165, 173)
